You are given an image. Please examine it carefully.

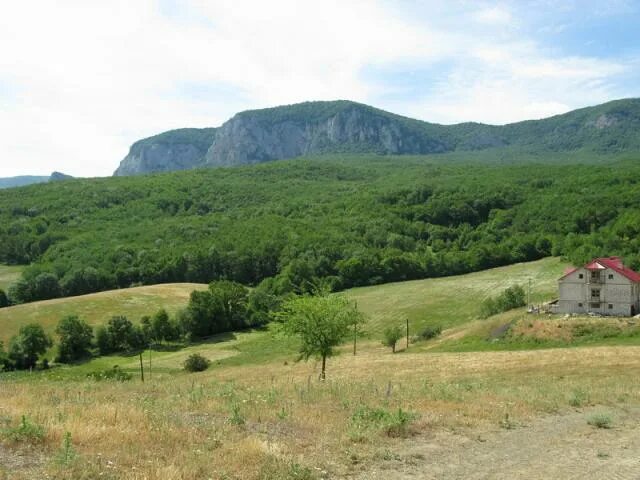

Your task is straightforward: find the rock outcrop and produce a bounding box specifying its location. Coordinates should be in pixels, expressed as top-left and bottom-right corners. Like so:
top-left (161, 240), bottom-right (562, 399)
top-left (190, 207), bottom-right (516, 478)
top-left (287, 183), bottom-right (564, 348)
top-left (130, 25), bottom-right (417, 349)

top-left (114, 128), bottom-right (217, 176)
top-left (112, 98), bottom-right (640, 176)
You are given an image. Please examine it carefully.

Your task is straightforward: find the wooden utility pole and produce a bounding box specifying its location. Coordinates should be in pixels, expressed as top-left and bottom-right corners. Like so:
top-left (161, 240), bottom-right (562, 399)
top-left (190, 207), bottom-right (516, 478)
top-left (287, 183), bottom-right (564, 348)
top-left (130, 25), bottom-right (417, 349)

top-left (139, 352), bottom-right (144, 382)
top-left (353, 301), bottom-right (358, 356)
top-left (406, 317), bottom-right (409, 350)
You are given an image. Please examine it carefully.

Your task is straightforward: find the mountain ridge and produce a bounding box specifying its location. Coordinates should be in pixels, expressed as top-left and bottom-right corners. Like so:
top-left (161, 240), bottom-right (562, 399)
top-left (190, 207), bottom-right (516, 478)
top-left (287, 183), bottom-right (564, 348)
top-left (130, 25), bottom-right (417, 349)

top-left (114, 98), bottom-right (640, 176)
top-left (0, 172), bottom-right (74, 189)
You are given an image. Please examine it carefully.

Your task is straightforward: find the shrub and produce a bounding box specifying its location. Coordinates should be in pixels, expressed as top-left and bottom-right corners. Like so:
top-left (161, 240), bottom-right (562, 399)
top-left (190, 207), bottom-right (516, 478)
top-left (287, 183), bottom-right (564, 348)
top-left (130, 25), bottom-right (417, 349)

top-left (2, 415), bottom-right (45, 443)
top-left (184, 353), bottom-right (210, 372)
top-left (569, 388), bottom-right (590, 407)
top-left (588, 412), bottom-right (613, 429)
top-left (418, 325), bottom-right (442, 341)
top-left (382, 325), bottom-right (404, 353)
top-left (480, 285), bottom-right (526, 318)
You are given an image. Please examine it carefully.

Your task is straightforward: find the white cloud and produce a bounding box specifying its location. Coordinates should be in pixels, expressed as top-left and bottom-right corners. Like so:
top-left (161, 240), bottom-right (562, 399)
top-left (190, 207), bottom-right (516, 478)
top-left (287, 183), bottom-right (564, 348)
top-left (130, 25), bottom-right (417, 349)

top-left (472, 6), bottom-right (513, 25)
top-left (0, 0), bottom-right (636, 176)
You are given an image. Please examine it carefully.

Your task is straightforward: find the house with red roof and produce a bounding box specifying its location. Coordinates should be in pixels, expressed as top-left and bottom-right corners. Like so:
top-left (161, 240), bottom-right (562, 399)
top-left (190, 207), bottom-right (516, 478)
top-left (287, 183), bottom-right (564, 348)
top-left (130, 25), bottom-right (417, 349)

top-left (558, 257), bottom-right (640, 316)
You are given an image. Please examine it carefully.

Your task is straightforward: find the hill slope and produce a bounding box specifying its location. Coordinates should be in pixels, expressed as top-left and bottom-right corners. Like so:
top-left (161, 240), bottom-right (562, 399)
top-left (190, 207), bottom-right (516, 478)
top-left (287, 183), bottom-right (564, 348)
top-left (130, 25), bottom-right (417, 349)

top-left (114, 98), bottom-right (640, 175)
top-left (0, 283), bottom-right (206, 344)
top-left (3, 155), bottom-right (640, 303)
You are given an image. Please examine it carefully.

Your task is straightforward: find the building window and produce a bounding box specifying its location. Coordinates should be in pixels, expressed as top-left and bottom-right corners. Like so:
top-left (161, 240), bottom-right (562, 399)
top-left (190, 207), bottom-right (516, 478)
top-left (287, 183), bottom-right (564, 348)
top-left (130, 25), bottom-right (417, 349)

top-left (590, 302), bottom-right (600, 308)
top-left (608, 274), bottom-right (614, 279)
top-left (591, 271), bottom-right (600, 281)
top-left (608, 304), bottom-right (613, 309)
top-left (591, 289), bottom-right (600, 298)
top-left (579, 274), bottom-right (583, 279)
top-left (578, 303), bottom-right (583, 307)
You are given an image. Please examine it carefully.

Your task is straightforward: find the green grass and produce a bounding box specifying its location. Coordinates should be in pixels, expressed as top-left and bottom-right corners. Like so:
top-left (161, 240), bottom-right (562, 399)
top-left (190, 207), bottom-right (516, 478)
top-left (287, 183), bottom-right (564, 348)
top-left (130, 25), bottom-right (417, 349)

top-left (0, 283), bottom-right (206, 345)
top-left (345, 257), bottom-right (566, 335)
top-left (0, 264), bottom-right (23, 291)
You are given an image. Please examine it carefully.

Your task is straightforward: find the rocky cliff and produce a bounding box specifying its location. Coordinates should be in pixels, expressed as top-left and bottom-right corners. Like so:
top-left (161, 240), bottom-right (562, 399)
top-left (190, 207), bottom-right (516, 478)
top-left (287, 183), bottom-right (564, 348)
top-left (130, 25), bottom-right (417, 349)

top-left (204, 101), bottom-right (453, 167)
top-left (112, 98), bottom-right (640, 176)
top-left (114, 128), bottom-right (217, 176)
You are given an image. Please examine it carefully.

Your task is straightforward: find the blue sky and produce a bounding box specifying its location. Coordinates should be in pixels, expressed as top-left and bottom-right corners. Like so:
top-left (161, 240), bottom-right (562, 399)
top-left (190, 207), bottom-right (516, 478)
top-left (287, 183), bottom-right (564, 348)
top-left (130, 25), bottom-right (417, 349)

top-left (0, 0), bottom-right (639, 177)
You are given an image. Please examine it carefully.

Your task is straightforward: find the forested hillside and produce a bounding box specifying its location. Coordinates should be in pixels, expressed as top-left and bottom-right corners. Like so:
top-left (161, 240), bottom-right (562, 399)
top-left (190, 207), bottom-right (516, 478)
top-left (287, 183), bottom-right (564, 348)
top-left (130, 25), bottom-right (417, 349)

top-left (2, 153), bottom-right (640, 303)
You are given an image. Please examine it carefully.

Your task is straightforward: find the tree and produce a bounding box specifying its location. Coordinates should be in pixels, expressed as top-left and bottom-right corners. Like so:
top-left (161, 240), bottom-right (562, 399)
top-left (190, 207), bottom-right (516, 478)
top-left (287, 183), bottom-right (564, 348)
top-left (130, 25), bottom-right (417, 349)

top-left (277, 292), bottom-right (363, 380)
top-left (0, 289), bottom-right (8, 308)
top-left (55, 315), bottom-right (94, 362)
top-left (32, 272), bottom-right (62, 300)
top-left (183, 281), bottom-right (250, 339)
top-left (97, 316), bottom-right (146, 354)
top-left (150, 309), bottom-right (178, 343)
top-left (382, 325), bottom-right (404, 353)
top-left (8, 324), bottom-right (52, 369)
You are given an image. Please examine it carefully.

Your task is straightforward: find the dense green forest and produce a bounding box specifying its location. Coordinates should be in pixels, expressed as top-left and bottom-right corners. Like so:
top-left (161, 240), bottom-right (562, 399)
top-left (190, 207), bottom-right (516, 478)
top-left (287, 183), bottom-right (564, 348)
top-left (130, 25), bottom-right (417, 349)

top-left (2, 152), bottom-right (640, 303)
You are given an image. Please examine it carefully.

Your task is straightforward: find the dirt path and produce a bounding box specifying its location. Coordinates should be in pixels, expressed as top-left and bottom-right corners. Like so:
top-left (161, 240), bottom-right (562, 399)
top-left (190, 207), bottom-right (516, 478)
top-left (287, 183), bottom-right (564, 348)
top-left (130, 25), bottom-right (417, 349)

top-left (350, 406), bottom-right (640, 479)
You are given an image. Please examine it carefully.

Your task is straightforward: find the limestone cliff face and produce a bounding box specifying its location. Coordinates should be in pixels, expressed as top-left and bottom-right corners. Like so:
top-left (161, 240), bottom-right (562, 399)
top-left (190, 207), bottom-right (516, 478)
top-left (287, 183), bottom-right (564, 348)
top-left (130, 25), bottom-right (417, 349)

top-left (113, 128), bottom-right (217, 176)
top-left (111, 98), bottom-right (640, 176)
top-left (204, 102), bottom-right (451, 167)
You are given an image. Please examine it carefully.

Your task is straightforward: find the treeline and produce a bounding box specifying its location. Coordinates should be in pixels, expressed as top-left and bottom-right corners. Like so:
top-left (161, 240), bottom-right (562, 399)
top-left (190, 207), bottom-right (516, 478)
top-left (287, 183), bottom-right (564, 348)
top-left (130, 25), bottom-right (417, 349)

top-left (2, 155), bottom-right (640, 304)
top-left (0, 281), bottom-right (275, 372)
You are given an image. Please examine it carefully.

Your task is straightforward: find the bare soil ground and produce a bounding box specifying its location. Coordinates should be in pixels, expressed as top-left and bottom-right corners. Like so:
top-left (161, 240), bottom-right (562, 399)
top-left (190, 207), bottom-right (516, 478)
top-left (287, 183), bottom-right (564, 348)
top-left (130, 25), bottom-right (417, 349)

top-left (0, 445), bottom-right (45, 480)
top-left (350, 406), bottom-right (640, 480)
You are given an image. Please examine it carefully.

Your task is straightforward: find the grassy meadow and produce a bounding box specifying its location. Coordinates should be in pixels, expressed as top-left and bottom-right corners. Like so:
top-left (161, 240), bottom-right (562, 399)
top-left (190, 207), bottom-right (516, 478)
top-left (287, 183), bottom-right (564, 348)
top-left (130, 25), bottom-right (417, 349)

top-left (0, 283), bottom-right (206, 345)
top-left (4, 257), bottom-right (640, 478)
top-left (345, 256), bottom-right (566, 334)
top-left (0, 265), bottom-right (22, 291)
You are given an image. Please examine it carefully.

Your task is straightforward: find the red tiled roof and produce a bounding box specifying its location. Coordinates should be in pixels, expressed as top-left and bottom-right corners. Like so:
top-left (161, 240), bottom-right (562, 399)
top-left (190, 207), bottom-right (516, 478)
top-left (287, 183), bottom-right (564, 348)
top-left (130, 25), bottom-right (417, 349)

top-left (560, 257), bottom-right (640, 283)
top-left (594, 257), bottom-right (640, 283)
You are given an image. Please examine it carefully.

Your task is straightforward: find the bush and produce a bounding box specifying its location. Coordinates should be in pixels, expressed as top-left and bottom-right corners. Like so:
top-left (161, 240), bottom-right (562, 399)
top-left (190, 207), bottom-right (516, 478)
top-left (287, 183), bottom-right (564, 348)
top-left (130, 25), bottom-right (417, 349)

top-left (184, 353), bottom-right (210, 372)
top-left (588, 412), bottom-right (613, 429)
top-left (481, 285), bottom-right (526, 318)
top-left (418, 325), bottom-right (442, 341)
top-left (382, 325), bottom-right (404, 353)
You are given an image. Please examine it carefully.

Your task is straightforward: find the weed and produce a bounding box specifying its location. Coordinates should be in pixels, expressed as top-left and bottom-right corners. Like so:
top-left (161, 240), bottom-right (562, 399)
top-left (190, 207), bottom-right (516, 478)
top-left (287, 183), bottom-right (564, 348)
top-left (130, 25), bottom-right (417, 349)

top-left (2, 415), bottom-right (45, 443)
top-left (568, 388), bottom-right (590, 407)
top-left (350, 405), bottom-right (417, 438)
top-left (276, 406), bottom-right (288, 420)
top-left (228, 403), bottom-right (245, 425)
top-left (500, 412), bottom-right (517, 430)
top-left (588, 412), bottom-right (613, 429)
top-left (54, 431), bottom-right (77, 466)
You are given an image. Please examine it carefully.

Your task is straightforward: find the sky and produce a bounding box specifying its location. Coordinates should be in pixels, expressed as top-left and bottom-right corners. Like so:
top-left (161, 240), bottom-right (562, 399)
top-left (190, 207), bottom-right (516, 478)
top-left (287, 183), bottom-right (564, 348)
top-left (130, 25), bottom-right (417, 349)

top-left (0, 0), bottom-right (639, 178)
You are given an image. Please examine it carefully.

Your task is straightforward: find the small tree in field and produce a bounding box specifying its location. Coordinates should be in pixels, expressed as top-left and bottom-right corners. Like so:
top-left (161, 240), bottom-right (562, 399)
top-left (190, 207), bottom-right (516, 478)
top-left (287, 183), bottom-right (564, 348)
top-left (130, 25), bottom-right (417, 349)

top-left (382, 325), bottom-right (404, 353)
top-left (277, 292), bottom-right (363, 380)
top-left (8, 324), bottom-right (52, 369)
top-left (55, 315), bottom-right (94, 363)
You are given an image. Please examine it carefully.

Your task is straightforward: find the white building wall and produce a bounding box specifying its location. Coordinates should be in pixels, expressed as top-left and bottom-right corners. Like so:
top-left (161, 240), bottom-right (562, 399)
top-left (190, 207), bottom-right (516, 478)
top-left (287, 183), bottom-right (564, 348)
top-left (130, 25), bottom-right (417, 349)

top-left (558, 266), bottom-right (638, 316)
